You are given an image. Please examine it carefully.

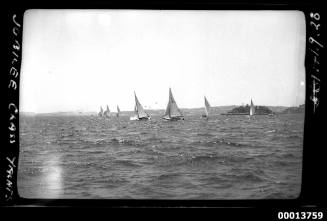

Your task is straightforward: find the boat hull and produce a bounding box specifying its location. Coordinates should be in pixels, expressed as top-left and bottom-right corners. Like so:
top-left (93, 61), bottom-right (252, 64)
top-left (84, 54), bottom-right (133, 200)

top-left (139, 116), bottom-right (151, 120)
top-left (130, 115), bottom-right (138, 121)
top-left (162, 116), bottom-right (184, 121)
top-left (130, 115), bottom-right (151, 121)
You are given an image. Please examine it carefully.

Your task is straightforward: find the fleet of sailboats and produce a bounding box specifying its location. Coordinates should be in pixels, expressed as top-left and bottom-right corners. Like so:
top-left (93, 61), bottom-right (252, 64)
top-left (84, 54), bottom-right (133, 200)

top-left (98, 89), bottom-right (257, 120)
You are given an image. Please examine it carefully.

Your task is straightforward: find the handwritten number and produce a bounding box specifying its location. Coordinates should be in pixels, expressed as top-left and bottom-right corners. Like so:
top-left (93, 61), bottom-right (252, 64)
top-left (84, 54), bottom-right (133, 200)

top-left (13, 40), bottom-right (20, 51)
top-left (309, 37), bottom-right (324, 48)
top-left (310, 12), bottom-right (320, 21)
top-left (310, 21), bottom-right (320, 31)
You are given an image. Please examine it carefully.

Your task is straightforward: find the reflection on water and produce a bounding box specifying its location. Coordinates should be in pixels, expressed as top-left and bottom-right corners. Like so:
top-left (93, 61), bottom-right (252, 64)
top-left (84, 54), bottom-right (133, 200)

top-left (43, 154), bottom-right (62, 198)
top-left (18, 151), bottom-right (63, 198)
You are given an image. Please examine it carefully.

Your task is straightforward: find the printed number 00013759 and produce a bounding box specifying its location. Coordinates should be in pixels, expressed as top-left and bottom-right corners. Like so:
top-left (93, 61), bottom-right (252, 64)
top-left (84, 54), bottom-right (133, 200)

top-left (277, 212), bottom-right (324, 220)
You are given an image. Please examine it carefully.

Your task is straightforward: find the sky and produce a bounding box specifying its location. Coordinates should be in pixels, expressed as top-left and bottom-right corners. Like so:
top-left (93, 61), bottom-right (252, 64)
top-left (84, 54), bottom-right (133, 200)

top-left (20, 10), bottom-right (306, 113)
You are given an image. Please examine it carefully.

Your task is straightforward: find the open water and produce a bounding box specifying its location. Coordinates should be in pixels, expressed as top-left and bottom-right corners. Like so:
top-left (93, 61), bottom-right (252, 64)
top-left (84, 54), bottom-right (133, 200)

top-left (18, 113), bottom-right (303, 199)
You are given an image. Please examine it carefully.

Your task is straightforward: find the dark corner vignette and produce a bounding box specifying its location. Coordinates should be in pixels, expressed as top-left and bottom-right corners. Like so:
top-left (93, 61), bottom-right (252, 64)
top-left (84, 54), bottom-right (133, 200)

top-left (1, 1), bottom-right (326, 213)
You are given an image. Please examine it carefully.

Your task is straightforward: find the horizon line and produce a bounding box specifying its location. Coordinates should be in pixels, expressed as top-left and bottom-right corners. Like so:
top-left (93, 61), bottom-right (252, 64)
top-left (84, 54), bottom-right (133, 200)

top-left (20, 103), bottom-right (305, 114)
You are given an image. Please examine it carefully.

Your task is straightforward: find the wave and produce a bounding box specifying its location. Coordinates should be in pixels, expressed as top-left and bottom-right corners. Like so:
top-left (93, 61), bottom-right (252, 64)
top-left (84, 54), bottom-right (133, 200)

top-left (264, 191), bottom-right (297, 199)
top-left (197, 133), bottom-right (215, 137)
top-left (224, 171), bottom-right (264, 183)
top-left (200, 176), bottom-right (233, 189)
top-left (192, 138), bottom-right (248, 148)
top-left (189, 154), bottom-right (224, 163)
top-left (279, 152), bottom-right (297, 158)
top-left (273, 159), bottom-right (295, 167)
top-left (114, 159), bottom-right (143, 168)
top-left (109, 138), bottom-right (143, 146)
top-left (287, 134), bottom-right (302, 139)
top-left (85, 137), bottom-right (146, 147)
top-left (155, 153), bottom-right (226, 168)
top-left (156, 173), bottom-right (181, 181)
top-left (20, 167), bottom-right (43, 177)
top-left (265, 130), bottom-right (276, 133)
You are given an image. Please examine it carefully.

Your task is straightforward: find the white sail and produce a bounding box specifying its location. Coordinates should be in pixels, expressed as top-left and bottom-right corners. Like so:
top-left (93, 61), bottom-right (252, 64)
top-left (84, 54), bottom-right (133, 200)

top-left (204, 96), bottom-right (210, 117)
top-left (103, 105), bottom-right (110, 118)
top-left (163, 88), bottom-right (184, 120)
top-left (130, 91), bottom-right (151, 120)
top-left (117, 105), bottom-right (120, 117)
top-left (250, 99), bottom-right (255, 116)
top-left (98, 106), bottom-right (103, 117)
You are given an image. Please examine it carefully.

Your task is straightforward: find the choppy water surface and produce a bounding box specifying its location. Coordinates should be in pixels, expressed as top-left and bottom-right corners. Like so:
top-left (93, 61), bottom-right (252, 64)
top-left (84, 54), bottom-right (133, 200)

top-left (18, 113), bottom-right (303, 199)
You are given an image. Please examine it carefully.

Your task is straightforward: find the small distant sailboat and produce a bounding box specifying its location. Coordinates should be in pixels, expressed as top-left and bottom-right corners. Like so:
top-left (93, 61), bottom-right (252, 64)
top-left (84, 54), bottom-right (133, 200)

top-left (103, 105), bottom-right (110, 118)
top-left (163, 88), bottom-right (184, 121)
top-left (130, 91), bottom-right (151, 121)
top-left (249, 99), bottom-right (255, 116)
top-left (98, 106), bottom-right (103, 117)
top-left (202, 96), bottom-right (211, 119)
top-left (116, 105), bottom-right (120, 117)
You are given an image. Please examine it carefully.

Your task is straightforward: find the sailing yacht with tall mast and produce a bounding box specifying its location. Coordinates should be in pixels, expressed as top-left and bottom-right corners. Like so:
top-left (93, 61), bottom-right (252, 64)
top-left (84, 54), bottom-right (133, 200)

top-left (163, 88), bottom-right (184, 121)
top-left (249, 99), bottom-right (255, 116)
top-left (202, 96), bottom-right (211, 118)
top-left (130, 91), bottom-right (151, 121)
top-left (98, 106), bottom-right (103, 117)
top-left (103, 105), bottom-right (110, 118)
top-left (116, 105), bottom-right (120, 117)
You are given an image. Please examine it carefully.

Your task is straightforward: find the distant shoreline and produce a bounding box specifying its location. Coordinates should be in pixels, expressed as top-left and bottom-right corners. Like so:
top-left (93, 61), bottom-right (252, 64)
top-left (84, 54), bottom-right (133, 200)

top-left (20, 104), bottom-right (304, 117)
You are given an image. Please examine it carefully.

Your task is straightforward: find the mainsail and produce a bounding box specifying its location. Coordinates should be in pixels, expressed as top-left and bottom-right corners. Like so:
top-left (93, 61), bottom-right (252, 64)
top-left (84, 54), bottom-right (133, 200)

top-left (163, 88), bottom-right (184, 120)
top-left (250, 99), bottom-right (255, 116)
top-left (130, 91), bottom-right (150, 120)
top-left (98, 106), bottom-right (103, 117)
top-left (116, 105), bottom-right (120, 117)
top-left (204, 96), bottom-right (211, 117)
top-left (103, 105), bottom-right (110, 118)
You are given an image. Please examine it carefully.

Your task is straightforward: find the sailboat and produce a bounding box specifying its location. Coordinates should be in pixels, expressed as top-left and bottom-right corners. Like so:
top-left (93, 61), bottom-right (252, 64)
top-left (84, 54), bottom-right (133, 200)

top-left (103, 105), bottom-right (110, 118)
top-left (116, 105), bottom-right (120, 117)
top-left (201, 96), bottom-right (211, 118)
top-left (130, 91), bottom-right (151, 121)
top-left (163, 88), bottom-right (184, 121)
top-left (249, 99), bottom-right (255, 116)
top-left (98, 106), bottom-right (103, 117)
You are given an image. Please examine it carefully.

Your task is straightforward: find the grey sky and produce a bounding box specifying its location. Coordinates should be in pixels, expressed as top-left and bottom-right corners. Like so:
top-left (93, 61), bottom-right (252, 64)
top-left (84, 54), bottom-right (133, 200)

top-left (20, 10), bottom-right (306, 113)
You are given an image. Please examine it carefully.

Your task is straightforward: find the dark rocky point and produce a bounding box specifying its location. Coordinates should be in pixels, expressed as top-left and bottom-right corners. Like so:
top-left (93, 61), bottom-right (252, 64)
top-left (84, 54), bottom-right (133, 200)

top-left (224, 104), bottom-right (274, 115)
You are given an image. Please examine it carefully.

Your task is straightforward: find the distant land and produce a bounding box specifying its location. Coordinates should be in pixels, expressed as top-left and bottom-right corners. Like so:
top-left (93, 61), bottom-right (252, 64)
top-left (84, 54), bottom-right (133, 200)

top-left (224, 105), bottom-right (274, 115)
top-left (281, 104), bottom-right (305, 114)
top-left (20, 105), bottom-right (304, 117)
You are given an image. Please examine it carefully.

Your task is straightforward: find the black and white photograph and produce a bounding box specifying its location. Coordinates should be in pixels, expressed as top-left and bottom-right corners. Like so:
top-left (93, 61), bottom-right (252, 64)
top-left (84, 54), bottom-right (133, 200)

top-left (17, 10), bottom-right (306, 199)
